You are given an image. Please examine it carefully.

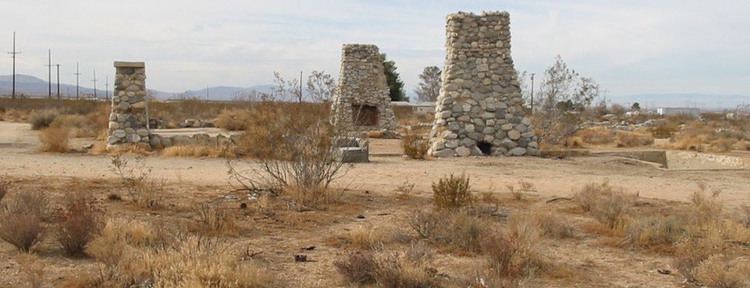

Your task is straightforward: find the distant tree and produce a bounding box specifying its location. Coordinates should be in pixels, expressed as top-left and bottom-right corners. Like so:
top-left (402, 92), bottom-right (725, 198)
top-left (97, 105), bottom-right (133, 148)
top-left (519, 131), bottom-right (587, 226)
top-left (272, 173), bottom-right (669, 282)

top-left (306, 70), bottom-right (336, 103)
top-left (272, 72), bottom-right (301, 102)
top-left (534, 55), bottom-right (601, 144)
top-left (631, 102), bottom-right (641, 111)
top-left (415, 66), bottom-right (441, 102)
top-left (381, 53), bottom-right (406, 102)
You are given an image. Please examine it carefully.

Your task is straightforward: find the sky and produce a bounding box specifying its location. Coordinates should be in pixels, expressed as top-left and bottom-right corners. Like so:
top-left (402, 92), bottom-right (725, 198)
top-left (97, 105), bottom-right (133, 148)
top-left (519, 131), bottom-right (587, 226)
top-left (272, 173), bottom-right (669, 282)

top-left (1, 0), bottom-right (749, 98)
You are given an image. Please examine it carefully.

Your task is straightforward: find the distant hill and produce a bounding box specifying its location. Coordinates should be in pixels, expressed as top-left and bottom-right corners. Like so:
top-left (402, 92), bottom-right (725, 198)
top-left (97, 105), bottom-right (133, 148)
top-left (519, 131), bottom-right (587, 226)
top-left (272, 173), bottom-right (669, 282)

top-left (176, 85), bottom-right (275, 101)
top-left (610, 93), bottom-right (750, 110)
top-left (0, 74), bottom-right (107, 98)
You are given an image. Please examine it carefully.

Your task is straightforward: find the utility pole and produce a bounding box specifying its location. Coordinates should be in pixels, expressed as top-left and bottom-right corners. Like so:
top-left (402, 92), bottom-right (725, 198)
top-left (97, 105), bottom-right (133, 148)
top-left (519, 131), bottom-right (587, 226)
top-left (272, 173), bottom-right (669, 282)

top-left (7, 32), bottom-right (21, 99)
top-left (530, 73), bottom-right (535, 115)
top-left (73, 62), bottom-right (81, 100)
top-left (105, 75), bottom-right (109, 101)
top-left (92, 68), bottom-right (97, 100)
top-left (55, 64), bottom-right (61, 99)
top-left (299, 71), bottom-right (303, 103)
top-left (47, 49), bottom-right (52, 99)
top-left (206, 86), bottom-right (209, 100)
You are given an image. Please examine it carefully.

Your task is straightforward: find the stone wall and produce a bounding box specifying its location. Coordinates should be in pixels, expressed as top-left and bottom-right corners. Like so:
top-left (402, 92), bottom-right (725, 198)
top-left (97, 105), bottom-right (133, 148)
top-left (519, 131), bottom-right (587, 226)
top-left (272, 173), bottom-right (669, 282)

top-left (331, 44), bottom-right (396, 135)
top-left (428, 12), bottom-right (539, 157)
top-left (107, 61), bottom-right (150, 149)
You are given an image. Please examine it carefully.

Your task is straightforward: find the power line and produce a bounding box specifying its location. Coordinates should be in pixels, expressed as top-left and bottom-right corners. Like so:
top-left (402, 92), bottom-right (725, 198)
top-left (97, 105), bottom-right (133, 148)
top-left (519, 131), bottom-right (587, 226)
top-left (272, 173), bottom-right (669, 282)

top-left (7, 32), bottom-right (21, 99)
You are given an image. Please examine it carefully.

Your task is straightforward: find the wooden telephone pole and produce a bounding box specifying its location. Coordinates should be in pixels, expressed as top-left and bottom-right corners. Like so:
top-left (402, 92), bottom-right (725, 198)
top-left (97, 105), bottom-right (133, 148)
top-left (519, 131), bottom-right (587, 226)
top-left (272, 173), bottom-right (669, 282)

top-left (7, 32), bottom-right (21, 99)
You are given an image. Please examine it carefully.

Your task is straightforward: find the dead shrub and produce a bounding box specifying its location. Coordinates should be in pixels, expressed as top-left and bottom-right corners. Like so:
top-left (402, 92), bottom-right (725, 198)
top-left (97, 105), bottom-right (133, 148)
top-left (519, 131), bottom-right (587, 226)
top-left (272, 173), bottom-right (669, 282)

top-left (161, 145), bottom-right (237, 158)
top-left (674, 228), bottom-right (725, 283)
top-left (29, 110), bottom-right (58, 130)
top-left (650, 121), bottom-right (679, 138)
top-left (50, 114), bottom-right (99, 138)
top-left (577, 127), bottom-right (615, 145)
top-left (688, 185), bottom-right (723, 228)
top-left (334, 251), bottom-right (377, 285)
top-left (231, 102), bottom-right (344, 207)
top-left (615, 131), bottom-right (654, 147)
top-left (343, 225), bottom-right (385, 250)
top-left (56, 191), bottom-right (104, 256)
top-left (401, 128), bottom-right (429, 160)
top-left (38, 126), bottom-right (71, 153)
top-left (16, 254), bottom-right (45, 288)
top-left (410, 209), bottom-right (489, 254)
top-left (482, 217), bottom-right (545, 280)
top-left (694, 255), bottom-right (750, 288)
top-left (190, 203), bottom-right (237, 236)
top-left (532, 211), bottom-right (575, 239)
top-left (0, 190), bottom-right (48, 252)
top-left (506, 180), bottom-right (536, 201)
top-left (110, 155), bottom-right (163, 209)
top-left (214, 109), bottom-right (250, 131)
top-left (624, 215), bottom-right (687, 251)
top-left (432, 173), bottom-right (472, 209)
top-left (575, 181), bottom-right (635, 230)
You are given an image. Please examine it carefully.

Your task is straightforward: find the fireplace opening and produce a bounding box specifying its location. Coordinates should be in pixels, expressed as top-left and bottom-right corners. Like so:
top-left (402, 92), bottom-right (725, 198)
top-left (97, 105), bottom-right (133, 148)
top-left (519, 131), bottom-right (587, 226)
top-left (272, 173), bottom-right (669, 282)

top-left (352, 104), bottom-right (379, 126)
top-left (477, 141), bottom-right (493, 155)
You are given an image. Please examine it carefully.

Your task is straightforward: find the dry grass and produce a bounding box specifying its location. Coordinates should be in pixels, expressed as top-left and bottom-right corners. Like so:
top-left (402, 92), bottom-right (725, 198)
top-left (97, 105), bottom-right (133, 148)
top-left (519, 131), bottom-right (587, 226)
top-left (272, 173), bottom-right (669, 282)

top-left (16, 254), bottom-right (45, 288)
top-left (506, 180), bottom-right (536, 201)
top-left (0, 190), bottom-right (48, 252)
top-left (694, 255), bottom-right (750, 288)
top-left (409, 209), bottom-right (489, 254)
top-left (615, 131), bottom-right (654, 147)
top-left (38, 126), bottom-right (71, 153)
top-left (532, 210), bottom-right (575, 239)
top-left (624, 215), bottom-right (686, 252)
top-left (334, 247), bottom-right (439, 287)
top-left (189, 203), bottom-right (238, 236)
top-left (575, 181), bottom-right (636, 230)
top-left (576, 127), bottom-right (616, 145)
top-left (401, 128), bottom-right (429, 160)
top-left (432, 173), bottom-right (472, 209)
top-left (214, 109), bottom-right (250, 131)
top-left (482, 217), bottom-right (545, 281)
top-left (341, 225), bottom-right (386, 250)
top-left (29, 110), bottom-right (58, 130)
top-left (56, 191), bottom-right (104, 256)
top-left (161, 145), bottom-right (237, 158)
top-left (110, 155), bottom-right (164, 209)
top-left (0, 179), bottom-right (8, 202)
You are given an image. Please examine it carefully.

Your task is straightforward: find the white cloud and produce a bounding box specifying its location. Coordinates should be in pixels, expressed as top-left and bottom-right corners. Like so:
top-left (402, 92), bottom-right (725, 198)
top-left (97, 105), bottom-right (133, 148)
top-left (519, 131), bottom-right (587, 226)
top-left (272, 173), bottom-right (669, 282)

top-left (0, 0), bottom-right (748, 96)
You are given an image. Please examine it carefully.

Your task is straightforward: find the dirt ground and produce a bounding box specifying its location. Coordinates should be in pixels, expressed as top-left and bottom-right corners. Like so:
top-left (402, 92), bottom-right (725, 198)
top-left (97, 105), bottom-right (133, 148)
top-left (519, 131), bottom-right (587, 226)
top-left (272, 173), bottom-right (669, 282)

top-left (1, 121), bottom-right (749, 287)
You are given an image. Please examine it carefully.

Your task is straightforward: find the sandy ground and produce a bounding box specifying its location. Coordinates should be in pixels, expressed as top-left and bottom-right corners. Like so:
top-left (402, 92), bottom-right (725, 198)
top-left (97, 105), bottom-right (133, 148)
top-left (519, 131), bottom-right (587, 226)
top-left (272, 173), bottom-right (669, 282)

top-left (2, 121), bottom-right (750, 287)
top-left (1, 121), bottom-right (749, 209)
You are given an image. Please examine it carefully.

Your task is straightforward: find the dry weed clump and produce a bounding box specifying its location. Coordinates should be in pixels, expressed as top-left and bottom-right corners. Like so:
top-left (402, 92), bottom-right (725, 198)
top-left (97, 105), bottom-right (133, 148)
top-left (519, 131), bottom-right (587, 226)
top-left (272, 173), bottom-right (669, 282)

top-left (0, 179), bottom-right (8, 202)
top-left (110, 155), bottom-right (164, 208)
top-left (532, 211), bottom-right (575, 239)
top-left (342, 225), bottom-right (385, 250)
top-left (693, 255), bottom-right (750, 288)
top-left (669, 120), bottom-right (750, 153)
top-left (624, 215), bottom-right (686, 251)
top-left (410, 209), bottom-right (489, 254)
top-left (38, 126), bottom-right (71, 153)
top-left (190, 203), bottom-right (237, 236)
top-left (482, 217), bottom-right (545, 281)
top-left (334, 247), bottom-right (439, 287)
top-left (574, 181), bottom-right (635, 230)
top-left (56, 191), bottom-right (104, 256)
top-left (432, 173), bottom-right (472, 209)
top-left (161, 145), bottom-right (237, 158)
top-left (214, 109), bottom-right (250, 131)
top-left (231, 102), bottom-right (343, 207)
top-left (506, 180), bottom-right (536, 201)
top-left (576, 127), bottom-right (616, 145)
top-left (401, 128), bottom-right (429, 160)
top-left (615, 131), bottom-right (654, 147)
top-left (29, 110), bottom-right (58, 130)
top-left (0, 190), bottom-right (48, 252)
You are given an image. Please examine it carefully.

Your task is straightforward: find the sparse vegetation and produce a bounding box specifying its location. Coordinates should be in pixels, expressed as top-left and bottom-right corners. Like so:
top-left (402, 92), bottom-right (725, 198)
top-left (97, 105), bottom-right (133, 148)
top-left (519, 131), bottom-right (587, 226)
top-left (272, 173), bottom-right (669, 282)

top-left (401, 128), bottom-right (429, 160)
top-left (0, 190), bottom-right (48, 252)
top-left (575, 181), bottom-right (635, 230)
top-left (29, 110), bottom-right (58, 130)
top-left (56, 191), bottom-right (104, 256)
top-left (38, 126), bottom-right (70, 153)
top-left (110, 155), bottom-right (163, 208)
top-left (190, 203), bottom-right (237, 236)
top-left (432, 173), bottom-right (472, 209)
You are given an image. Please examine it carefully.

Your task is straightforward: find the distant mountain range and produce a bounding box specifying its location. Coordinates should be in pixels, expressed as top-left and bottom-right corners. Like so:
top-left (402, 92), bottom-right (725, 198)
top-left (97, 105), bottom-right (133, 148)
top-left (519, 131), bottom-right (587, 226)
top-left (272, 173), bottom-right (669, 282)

top-left (2, 74), bottom-right (748, 109)
top-left (0, 74), bottom-right (274, 101)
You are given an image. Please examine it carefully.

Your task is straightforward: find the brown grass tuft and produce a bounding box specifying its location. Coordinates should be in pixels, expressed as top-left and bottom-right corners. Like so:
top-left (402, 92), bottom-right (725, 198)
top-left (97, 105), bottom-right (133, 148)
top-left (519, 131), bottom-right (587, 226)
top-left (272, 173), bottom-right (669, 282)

top-left (0, 179), bottom-right (8, 202)
top-left (335, 248), bottom-right (439, 287)
top-left (161, 145), bottom-right (237, 158)
top-left (482, 217), bottom-right (545, 280)
top-left (38, 127), bottom-right (71, 153)
top-left (694, 255), bottom-right (750, 288)
top-left (16, 254), bottom-right (45, 288)
top-left (29, 110), bottom-right (58, 130)
top-left (401, 128), bottom-right (429, 160)
top-left (575, 181), bottom-right (635, 230)
top-left (56, 191), bottom-right (105, 256)
top-left (615, 131), bottom-right (654, 147)
top-left (214, 109), bottom-right (250, 131)
top-left (189, 203), bottom-right (237, 236)
top-left (0, 190), bottom-right (48, 252)
top-left (432, 173), bottom-right (472, 209)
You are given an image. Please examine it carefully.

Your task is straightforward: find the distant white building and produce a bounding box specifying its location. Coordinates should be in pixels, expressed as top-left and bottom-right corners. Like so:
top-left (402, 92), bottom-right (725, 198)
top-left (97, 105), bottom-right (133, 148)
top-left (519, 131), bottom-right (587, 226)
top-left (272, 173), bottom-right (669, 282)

top-left (656, 107), bottom-right (700, 116)
top-left (391, 101), bottom-right (436, 115)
